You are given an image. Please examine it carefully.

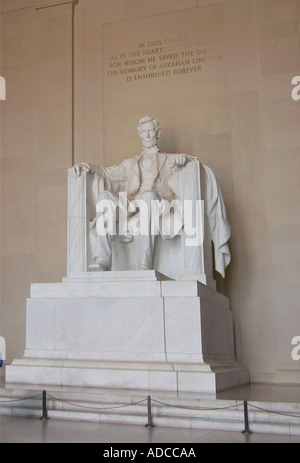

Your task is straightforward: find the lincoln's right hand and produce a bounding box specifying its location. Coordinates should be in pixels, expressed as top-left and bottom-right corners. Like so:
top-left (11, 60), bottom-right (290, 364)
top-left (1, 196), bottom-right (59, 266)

top-left (68, 162), bottom-right (91, 178)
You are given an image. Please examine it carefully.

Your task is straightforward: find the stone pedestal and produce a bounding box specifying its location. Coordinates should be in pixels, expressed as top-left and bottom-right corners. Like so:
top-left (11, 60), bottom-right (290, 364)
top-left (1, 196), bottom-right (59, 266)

top-left (6, 272), bottom-right (248, 393)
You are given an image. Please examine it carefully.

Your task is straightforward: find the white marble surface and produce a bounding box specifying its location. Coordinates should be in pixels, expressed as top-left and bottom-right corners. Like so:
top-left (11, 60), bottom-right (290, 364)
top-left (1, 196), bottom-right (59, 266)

top-left (30, 281), bottom-right (162, 298)
top-left (164, 297), bottom-right (234, 360)
top-left (6, 274), bottom-right (249, 393)
top-left (30, 273), bottom-right (227, 300)
top-left (25, 297), bottom-right (165, 355)
top-left (6, 358), bottom-right (248, 393)
top-left (67, 173), bottom-right (88, 274)
top-left (66, 270), bottom-right (167, 281)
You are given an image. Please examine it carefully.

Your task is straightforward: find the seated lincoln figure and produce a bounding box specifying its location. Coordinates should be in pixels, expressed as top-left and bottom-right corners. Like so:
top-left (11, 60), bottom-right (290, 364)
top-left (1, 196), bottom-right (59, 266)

top-left (69, 116), bottom-right (231, 278)
top-left (69, 116), bottom-right (195, 271)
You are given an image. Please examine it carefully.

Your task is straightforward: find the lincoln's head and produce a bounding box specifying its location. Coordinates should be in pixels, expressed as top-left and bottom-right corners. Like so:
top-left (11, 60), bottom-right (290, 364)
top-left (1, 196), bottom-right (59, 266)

top-left (138, 116), bottom-right (161, 149)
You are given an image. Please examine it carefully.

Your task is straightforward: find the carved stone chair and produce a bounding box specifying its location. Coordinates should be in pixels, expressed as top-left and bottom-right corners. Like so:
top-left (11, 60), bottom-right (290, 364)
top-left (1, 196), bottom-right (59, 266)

top-left (67, 159), bottom-right (228, 288)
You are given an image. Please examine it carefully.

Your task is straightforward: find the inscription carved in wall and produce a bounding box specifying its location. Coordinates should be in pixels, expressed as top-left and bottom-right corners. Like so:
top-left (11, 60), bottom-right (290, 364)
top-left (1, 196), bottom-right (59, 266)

top-left (105, 36), bottom-right (223, 82)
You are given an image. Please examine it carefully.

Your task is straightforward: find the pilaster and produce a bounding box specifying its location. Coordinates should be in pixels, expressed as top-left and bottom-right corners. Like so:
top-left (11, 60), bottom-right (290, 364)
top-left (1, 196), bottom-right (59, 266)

top-left (35, 0), bottom-right (78, 278)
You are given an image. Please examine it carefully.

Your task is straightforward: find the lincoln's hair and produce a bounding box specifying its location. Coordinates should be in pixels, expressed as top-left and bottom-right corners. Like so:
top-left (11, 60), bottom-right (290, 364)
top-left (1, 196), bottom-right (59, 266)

top-left (138, 115), bottom-right (161, 134)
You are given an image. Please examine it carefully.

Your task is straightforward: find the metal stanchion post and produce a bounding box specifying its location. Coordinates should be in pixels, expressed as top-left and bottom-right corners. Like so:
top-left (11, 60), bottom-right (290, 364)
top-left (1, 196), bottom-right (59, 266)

top-left (145, 395), bottom-right (155, 427)
top-left (39, 390), bottom-right (49, 421)
top-left (242, 401), bottom-right (252, 434)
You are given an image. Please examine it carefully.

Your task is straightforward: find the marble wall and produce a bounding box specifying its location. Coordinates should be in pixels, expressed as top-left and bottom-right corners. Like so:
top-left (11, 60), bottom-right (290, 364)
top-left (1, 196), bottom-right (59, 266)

top-left (0, 0), bottom-right (74, 372)
top-left (1, 0), bottom-right (300, 384)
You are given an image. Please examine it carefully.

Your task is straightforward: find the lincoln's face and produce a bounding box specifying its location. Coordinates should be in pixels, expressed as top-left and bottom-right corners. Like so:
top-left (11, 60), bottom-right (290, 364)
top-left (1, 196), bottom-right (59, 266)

top-left (138, 121), bottom-right (159, 149)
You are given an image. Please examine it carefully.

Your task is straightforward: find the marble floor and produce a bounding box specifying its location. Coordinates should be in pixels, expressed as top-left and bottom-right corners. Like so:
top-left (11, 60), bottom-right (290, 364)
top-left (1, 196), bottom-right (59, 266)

top-left (1, 414), bottom-right (300, 443)
top-left (216, 382), bottom-right (300, 404)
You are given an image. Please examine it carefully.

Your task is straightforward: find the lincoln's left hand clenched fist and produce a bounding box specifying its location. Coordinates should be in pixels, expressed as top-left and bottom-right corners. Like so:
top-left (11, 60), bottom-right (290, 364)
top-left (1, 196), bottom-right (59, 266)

top-left (169, 154), bottom-right (188, 168)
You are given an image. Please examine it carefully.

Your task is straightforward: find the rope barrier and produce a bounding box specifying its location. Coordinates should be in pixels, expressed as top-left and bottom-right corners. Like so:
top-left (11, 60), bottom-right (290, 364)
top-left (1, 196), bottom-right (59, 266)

top-left (1, 389), bottom-right (300, 433)
top-left (151, 398), bottom-right (244, 411)
top-left (46, 392), bottom-right (148, 411)
top-left (247, 402), bottom-right (300, 420)
top-left (0, 392), bottom-right (42, 403)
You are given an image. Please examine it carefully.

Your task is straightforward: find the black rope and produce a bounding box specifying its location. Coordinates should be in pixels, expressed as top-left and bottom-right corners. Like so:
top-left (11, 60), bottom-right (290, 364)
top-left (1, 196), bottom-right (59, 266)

top-left (248, 402), bottom-right (300, 420)
top-left (151, 398), bottom-right (244, 411)
top-left (46, 392), bottom-right (148, 411)
top-left (0, 393), bottom-right (42, 403)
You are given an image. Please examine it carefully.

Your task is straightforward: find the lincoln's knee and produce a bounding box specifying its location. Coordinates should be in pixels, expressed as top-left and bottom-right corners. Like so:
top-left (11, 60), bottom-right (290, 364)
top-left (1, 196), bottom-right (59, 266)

top-left (139, 191), bottom-right (158, 202)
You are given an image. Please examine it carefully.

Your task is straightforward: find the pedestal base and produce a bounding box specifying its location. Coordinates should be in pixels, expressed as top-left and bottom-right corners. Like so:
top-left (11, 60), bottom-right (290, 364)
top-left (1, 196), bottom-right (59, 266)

top-left (6, 271), bottom-right (249, 393)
